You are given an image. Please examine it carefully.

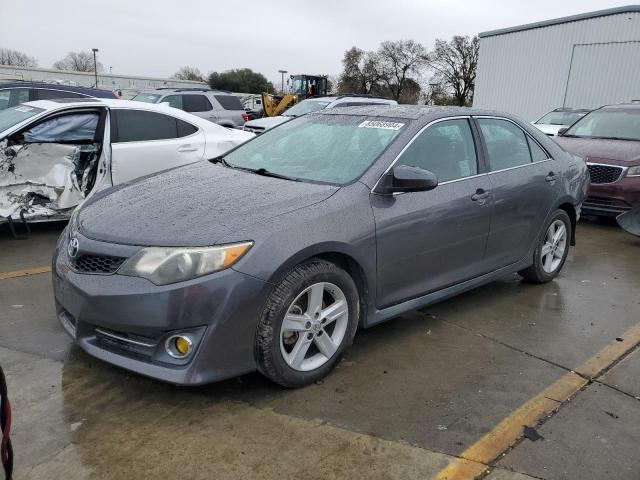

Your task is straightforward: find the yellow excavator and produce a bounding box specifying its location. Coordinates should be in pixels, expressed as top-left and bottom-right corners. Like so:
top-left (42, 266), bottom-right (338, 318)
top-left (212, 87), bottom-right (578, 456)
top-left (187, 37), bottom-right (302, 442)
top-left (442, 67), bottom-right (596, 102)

top-left (261, 74), bottom-right (328, 117)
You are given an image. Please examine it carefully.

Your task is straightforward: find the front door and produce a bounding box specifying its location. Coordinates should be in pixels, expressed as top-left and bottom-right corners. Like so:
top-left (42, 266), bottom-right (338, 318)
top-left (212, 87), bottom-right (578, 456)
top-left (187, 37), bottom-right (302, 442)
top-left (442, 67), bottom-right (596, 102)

top-left (372, 118), bottom-right (493, 308)
top-left (475, 117), bottom-right (561, 268)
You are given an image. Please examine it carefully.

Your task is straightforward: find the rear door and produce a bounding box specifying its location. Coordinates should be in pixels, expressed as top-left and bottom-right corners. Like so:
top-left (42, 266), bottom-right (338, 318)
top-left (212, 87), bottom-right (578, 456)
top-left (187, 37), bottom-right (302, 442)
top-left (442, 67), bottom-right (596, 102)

top-left (475, 117), bottom-right (560, 268)
top-left (372, 117), bottom-right (493, 307)
top-left (109, 109), bottom-right (205, 184)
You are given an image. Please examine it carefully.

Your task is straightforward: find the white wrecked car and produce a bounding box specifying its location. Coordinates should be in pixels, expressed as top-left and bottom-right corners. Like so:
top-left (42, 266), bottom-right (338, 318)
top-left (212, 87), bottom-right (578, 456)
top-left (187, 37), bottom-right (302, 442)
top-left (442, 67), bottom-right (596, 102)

top-left (0, 99), bottom-right (254, 225)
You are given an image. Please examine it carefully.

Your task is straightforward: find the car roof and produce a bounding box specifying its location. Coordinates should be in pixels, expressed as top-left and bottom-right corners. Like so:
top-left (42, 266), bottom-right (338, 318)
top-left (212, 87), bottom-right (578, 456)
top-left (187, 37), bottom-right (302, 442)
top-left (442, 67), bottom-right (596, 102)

top-left (316, 105), bottom-right (515, 121)
top-left (0, 82), bottom-right (116, 98)
top-left (136, 89), bottom-right (234, 95)
top-left (600, 103), bottom-right (640, 111)
top-left (18, 98), bottom-right (227, 128)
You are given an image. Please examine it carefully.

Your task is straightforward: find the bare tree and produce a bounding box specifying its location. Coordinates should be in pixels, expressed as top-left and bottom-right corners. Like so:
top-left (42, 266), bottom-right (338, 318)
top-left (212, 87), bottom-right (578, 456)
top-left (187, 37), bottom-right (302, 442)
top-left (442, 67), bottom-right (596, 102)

top-left (428, 36), bottom-right (479, 106)
top-left (0, 48), bottom-right (37, 67)
top-left (376, 40), bottom-right (429, 101)
top-left (337, 47), bottom-right (384, 95)
top-left (171, 66), bottom-right (205, 82)
top-left (54, 51), bottom-right (103, 72)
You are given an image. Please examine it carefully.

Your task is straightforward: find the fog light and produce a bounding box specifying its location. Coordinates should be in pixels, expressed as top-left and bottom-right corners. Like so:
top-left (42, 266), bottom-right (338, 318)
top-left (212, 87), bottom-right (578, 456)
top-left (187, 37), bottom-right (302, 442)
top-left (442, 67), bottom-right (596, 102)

top-left (165, 334), bottom-right (193, 359)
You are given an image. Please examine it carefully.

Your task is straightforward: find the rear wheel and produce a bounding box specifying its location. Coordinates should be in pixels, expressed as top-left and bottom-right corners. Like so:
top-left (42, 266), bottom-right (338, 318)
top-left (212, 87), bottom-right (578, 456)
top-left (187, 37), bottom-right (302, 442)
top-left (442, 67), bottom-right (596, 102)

top-left (255, 259), bottom-right (359, 388)
top-left (519, 209), bottom-right (571, 283)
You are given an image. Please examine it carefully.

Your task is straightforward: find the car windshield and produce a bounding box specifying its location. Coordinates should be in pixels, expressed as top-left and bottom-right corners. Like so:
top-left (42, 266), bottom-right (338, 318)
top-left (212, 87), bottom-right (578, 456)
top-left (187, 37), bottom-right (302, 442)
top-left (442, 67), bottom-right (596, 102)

top-left (283, 100), bottom-right (331, 117)
top-left (223, 115), bottom-right (406, 185)
top-left (565, 109), bottom-right (640, 141)
top-left (132, 93), bottom-right (161, 103)
top-left (536, 111), bottom-right (587, 125)
top-left (0, 105), bottom-right (45, 132)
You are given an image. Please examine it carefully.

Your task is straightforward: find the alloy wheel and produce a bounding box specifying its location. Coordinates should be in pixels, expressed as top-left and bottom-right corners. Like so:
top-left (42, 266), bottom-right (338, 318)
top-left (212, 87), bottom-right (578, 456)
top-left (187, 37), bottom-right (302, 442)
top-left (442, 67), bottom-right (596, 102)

top-left (541, 219), bottom-right (567, 273)
top-left (279, 282), bottom-right (349, 372)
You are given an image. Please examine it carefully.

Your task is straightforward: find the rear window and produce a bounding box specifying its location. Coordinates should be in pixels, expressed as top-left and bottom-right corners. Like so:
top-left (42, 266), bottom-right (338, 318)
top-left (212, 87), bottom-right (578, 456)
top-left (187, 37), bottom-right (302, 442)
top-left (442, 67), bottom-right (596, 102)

top-left (214, 95), bottom-right (244, 111)
top-left (132, 93), bottom-right (162, 103)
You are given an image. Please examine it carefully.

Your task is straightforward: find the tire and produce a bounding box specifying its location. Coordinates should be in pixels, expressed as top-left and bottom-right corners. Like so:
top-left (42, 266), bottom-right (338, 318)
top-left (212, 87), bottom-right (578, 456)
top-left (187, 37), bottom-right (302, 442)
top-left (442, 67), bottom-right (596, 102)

top-left (255, 259), bottom-right (359, 388)
top-left (519, 209), bottom-right (571, 283)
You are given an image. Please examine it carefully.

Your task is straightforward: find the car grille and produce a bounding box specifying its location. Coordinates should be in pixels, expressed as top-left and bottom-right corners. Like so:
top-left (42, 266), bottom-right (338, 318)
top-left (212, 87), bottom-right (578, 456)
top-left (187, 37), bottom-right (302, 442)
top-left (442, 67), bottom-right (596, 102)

top-left (582, 196), bottom-right (632, 216)
top-left (71, 254), bottom-right (126, 274)
top-left (587, 164), bottom-right (623, 184)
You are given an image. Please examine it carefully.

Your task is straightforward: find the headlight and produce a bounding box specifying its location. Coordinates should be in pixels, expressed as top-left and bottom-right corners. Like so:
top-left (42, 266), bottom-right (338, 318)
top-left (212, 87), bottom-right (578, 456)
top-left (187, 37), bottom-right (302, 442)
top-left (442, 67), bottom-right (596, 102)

top-left (118, 241), bottom-right (253, 285)
top-left (627, 166), bottom-right (640, 177)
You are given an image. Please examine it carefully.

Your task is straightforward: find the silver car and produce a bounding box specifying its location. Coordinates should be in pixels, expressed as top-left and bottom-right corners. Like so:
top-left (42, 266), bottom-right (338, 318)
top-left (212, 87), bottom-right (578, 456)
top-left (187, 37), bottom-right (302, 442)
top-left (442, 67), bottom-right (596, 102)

top-left (132, 88), bottom-right (248, 128)
top-left (243, 95), bottom-right (398, 134)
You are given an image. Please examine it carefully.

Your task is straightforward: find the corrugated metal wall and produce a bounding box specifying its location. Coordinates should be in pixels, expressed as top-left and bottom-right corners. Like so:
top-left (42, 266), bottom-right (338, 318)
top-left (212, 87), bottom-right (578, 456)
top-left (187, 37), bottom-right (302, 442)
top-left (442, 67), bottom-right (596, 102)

top-left (473, 12), bottom-right (640, 121)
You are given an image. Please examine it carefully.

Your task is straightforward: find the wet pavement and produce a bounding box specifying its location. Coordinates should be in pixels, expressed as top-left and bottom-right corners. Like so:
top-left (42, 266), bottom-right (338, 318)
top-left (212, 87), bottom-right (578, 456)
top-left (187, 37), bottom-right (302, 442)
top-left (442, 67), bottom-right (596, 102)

top-left (0, 219), bottom-right (639, 479)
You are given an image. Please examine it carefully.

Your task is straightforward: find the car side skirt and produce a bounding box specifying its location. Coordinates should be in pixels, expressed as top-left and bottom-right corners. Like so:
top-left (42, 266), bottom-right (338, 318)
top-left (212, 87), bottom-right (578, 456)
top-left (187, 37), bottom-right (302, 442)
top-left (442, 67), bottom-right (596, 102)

top-left (366, 256), bottom-right (532, 328)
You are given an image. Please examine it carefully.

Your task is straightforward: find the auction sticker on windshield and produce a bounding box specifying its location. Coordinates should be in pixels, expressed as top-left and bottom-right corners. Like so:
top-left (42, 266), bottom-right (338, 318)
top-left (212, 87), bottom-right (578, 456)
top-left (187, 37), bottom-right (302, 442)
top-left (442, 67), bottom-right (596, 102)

top-left (358, 120), bottom-right (404, 130)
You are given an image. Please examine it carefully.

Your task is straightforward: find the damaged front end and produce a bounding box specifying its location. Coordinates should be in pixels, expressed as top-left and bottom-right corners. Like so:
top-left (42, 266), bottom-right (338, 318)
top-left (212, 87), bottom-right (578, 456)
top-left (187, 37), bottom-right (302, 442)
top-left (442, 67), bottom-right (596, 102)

top-left (617, 204), bottom-right (640, 238)
top-left (0, 113), bottom-right (102, 228)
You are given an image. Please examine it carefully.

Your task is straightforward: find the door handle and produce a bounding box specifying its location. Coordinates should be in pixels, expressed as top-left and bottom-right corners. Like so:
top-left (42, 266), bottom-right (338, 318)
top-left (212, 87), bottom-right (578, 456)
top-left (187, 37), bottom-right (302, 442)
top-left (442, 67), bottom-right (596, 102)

top-left (177, 144), bottom-right (198, 153)
top-left (545, 171), bottom-right (559, 182)
top-left (471, 189), bottom-right (491, 202)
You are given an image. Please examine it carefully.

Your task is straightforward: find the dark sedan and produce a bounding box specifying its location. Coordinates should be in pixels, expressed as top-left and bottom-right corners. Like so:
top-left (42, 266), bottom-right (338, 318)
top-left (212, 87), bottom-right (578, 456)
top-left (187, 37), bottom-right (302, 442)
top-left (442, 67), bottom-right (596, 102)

top-left (52, 106), bottom-right (589, 387)
top-left (556, 103), bottom-right (640, 216)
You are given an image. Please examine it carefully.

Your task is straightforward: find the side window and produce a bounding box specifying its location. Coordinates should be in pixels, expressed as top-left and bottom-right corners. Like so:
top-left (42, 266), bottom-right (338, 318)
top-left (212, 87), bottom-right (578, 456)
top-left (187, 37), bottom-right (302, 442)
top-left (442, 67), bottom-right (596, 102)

top-left (177, 119), bottom-right (198, 137)
top-left (111, 110), bottom-right (178, 142)
top-left (395, 119), bottom-right (478, 183)
top-left (528, 136), bottom-right (549, 162)
top-left (23, 113), bottom-right (99, 143)
top-left (162, 95), bottom-right (183, 110)
top-left (477, 118), bottom-right (532, 171)
top-left (183, 95), bottom-right (212, 112)
top-left (36, 89), bottom-right (83, 101)
top-left (213, 94), bottom-right (244, 110)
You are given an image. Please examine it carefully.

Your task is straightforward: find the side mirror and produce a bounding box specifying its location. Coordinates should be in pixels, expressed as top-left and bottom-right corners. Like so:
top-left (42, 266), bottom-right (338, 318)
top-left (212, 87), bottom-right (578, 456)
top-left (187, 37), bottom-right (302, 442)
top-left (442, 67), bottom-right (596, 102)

top-left (557, 127), bottom-right (569, 136)
top-left (375, 165), bottom-right (438, 195)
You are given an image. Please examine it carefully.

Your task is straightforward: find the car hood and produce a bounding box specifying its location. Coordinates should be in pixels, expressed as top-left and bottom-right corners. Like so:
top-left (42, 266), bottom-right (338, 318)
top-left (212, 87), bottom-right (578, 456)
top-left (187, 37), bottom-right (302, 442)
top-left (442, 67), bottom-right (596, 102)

top-left (78, 161), bottom-right (338, 246)
top-left (244, 116), bottom-right (291, 130)
top-left (555, 137), bottom-right (640, 165)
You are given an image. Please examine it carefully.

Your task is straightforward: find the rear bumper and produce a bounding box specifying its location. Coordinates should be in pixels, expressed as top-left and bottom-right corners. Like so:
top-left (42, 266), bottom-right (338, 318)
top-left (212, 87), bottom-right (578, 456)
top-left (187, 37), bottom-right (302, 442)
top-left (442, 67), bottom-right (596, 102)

top-left (52, 235), bottom-right (272, 385)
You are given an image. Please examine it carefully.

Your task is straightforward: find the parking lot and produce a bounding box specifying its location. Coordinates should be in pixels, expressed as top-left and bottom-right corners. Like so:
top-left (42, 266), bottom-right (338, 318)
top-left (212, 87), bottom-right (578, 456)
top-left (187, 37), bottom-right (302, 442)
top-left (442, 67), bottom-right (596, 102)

top-left (0, 218), bottom-right (637, 480)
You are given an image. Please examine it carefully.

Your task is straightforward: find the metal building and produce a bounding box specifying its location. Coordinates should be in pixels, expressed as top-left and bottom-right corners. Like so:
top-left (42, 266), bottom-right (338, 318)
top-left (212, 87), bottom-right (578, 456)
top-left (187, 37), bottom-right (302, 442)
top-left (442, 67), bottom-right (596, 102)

top-left (473, 5), bottom-right (640, 121)
top-left (0, 65), bottom-right (206, 98)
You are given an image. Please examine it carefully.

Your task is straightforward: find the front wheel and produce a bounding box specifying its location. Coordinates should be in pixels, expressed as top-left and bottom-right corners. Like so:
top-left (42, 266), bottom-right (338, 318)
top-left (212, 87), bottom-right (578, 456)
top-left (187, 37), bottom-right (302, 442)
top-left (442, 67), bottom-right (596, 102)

top-left (255, 259), bottom-right (359, 388)
top-left (519, 209), bottom-right (571, 283)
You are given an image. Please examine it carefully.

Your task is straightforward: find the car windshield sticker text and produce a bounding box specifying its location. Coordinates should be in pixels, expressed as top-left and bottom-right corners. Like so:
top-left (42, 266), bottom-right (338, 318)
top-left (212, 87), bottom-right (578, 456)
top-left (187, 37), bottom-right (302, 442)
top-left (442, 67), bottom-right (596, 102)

top-left (358, 120), bottom-right (404, 130)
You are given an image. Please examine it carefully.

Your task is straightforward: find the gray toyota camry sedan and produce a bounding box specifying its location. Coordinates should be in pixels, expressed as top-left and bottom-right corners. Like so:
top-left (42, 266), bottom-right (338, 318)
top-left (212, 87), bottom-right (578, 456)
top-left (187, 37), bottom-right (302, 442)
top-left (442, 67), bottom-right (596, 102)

top-left (53, 106), bottom-right (589, 387)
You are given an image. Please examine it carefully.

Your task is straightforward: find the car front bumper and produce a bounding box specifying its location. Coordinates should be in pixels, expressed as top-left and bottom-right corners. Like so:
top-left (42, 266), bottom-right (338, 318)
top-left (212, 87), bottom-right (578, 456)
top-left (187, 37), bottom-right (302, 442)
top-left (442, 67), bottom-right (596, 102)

top-left (52, 231), bottom-right (272, 385)
top-left (583, 176), bottom-right (640, 217)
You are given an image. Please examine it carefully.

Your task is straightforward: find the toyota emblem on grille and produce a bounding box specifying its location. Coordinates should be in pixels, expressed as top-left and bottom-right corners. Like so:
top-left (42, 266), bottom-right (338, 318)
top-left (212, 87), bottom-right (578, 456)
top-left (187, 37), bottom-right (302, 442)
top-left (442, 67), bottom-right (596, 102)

top-left (68, 237), bottom-right (80, 259)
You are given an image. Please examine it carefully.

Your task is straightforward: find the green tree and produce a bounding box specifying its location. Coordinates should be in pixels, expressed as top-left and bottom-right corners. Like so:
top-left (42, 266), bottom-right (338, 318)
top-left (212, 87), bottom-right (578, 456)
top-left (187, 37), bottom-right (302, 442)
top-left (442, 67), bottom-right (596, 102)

top-left (208, 68), bottom-right (274, 94)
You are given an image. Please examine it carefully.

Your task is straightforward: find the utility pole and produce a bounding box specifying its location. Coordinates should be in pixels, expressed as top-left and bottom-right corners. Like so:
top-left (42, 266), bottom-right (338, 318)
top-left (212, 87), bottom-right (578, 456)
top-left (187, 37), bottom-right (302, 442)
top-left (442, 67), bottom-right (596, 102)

top-left (92, 48), bottom-right (99, 87)
top-left (278, 70), bottom-right (288, 94)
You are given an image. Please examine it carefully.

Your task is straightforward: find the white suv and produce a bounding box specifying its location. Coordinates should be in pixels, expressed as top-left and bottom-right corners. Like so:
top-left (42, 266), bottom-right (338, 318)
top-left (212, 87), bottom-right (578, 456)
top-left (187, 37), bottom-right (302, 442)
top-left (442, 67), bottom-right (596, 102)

top-left (243, 95), bottom-right (398, 134)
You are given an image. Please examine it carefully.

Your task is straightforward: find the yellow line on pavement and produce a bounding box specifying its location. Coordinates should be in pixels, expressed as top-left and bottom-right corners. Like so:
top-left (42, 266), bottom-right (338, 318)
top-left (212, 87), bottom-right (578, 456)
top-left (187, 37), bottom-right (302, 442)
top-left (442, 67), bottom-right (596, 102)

top-left (434, 323), bottom-right (640, 480)
top-left (0, 265), bottom-right (51, 280)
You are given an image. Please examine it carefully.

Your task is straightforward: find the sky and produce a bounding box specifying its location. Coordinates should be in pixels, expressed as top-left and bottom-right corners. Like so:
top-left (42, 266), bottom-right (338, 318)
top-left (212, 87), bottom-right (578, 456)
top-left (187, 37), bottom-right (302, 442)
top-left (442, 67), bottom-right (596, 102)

top-left (1, 0), bottom-right (633, 85)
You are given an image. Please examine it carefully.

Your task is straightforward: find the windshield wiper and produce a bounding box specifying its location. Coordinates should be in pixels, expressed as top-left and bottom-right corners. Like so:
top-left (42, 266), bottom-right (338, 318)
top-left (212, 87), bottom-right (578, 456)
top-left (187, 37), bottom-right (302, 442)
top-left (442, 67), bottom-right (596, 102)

top-left (209, 156), bottom-right (231, 167)
top-left (589, 136), bottom-right (635, 141)
top-left (249, 167), bottom-right (301, 181)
